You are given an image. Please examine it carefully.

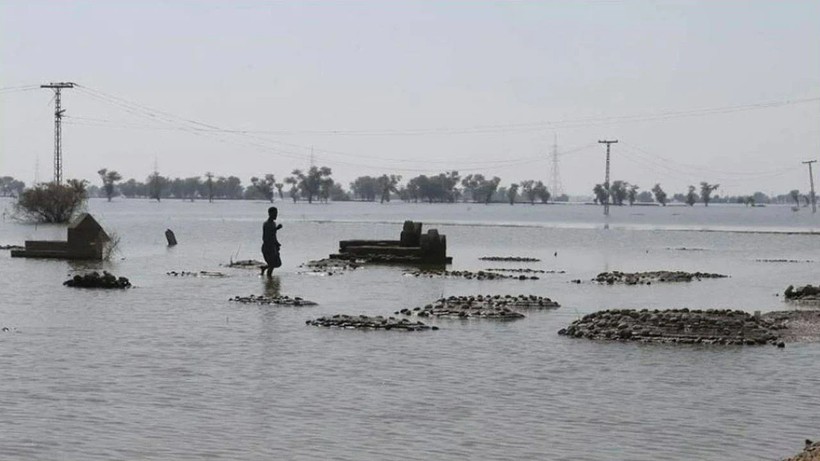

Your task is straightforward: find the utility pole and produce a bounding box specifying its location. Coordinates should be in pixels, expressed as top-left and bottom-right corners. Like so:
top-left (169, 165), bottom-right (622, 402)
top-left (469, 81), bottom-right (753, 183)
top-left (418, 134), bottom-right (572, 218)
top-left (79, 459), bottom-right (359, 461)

top-left (598, 139), bottom-right (618, 216)
top-left (40, 82), bottom-right (75, 184)
top-left (549, 134), bottom-right (563, 198)
top-left (803, 160), bottom-right (817, 213)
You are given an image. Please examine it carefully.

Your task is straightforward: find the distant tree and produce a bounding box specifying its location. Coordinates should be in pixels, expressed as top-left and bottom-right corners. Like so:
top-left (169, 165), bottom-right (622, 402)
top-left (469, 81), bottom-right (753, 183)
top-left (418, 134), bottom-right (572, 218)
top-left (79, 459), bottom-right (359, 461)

top-left (592, 184), bottom-right (608, 205)
top-left (751, 191), bottom-right (770, 205)
top-left (250, 174), bottom-right (276, 202)
top-left (610, 180), bottom-right (628, 206)
top-left (329, 182), bottom-right (350, 201)
top-left (0, 176), bottom-right (26, 197)
top-left (744, 196), bottom-right (755, 207)
top-left (291, 166), bottom-right (333, 204)
top-left (97, 168), bottom-right (122, 202)
top-left (148, 171), bottom-right (166, 202)
top-left (204, 172), bottom-right (215, 202)
top-left (520, 180), bottom-right (536, 204)
top-left (686, 185), bottom-right (698, 206)
top-left (636, 190), bottom-right (653, 203)
top-left (407, 171), bottom-right (460, 203)
top-left (284, 176), bottom-right (299, 203)
top-left (507, 183), bottom-right (519, 205)
top-left (627, 184), bottom-right (639, 206)
top-left (651, 183), bottom-right (667, 206)
top-left (275, 183), bottom-right (284, 200)
top-left (351, 176), bottom-right (379, 201)
top-left (699, 182), bottom-right (719, 206)
top-left (533, 181), bottom-right (551, 203)
top-left (790, 189), bottom-right (800, 206)
top-left (181, 177), bottom-right (200, 201)
top-left (474, 175), bottom-right (501, 204)
top-left (377, 174), bottom-right (401, 203)
top-left (15, 179), bottom-right (87, 223)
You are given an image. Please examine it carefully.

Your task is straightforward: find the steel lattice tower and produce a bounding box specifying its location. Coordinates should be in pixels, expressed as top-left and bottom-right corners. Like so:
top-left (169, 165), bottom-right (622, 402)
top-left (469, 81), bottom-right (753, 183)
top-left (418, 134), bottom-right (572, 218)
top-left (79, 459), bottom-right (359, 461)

top-left (41, 82), bottom-right (75, 184)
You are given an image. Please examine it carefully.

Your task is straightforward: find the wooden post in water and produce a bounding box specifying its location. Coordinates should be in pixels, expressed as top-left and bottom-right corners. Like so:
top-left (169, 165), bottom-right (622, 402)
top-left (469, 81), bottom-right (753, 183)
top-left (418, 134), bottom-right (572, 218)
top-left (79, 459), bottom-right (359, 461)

top-left (165, 229), bottom-right (178, 246)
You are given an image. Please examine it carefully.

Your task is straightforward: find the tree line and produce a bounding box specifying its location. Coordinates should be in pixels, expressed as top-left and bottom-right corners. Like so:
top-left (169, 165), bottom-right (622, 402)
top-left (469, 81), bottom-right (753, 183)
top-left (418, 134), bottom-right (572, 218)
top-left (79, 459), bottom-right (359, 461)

top-left (2, 170), bottom-right (814, 208)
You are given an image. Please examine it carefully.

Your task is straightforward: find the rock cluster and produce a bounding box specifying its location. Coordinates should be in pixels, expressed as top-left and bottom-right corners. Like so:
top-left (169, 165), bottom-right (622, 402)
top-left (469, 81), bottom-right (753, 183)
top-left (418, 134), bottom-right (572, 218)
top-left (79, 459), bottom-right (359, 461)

top-left (757, 259), bottom-right (813, 263)
top-left (593, 271), bottom-right (728, 285)
top-left (783, 439), bottom-right (820, 461)
top-left (306, 315), bottom-right (438, 331)
top-left (406, 269), bottom-right (539, 281)
top-left (558, 308), bottom-right (781, 345)
top-left (397, 294), bottom-right (558, 319)
top-left (223, 259), bottom-right (265, 269)
top-left (762, 311), bottom-right (820, 343)
top-left (486, 268), bottom-right (565, 274)
top-left (784, 284), bottom-right (820, 302)
top-left (300, 258), bottom-right (361, 276)
top-left (64, 271), bottom-right (132, 289)
top-left (166, 270), bottom-right (227, 277)
top-left (230, 295), bottom-right (317, 306)
top-left (479, 256), bottom-right (540, 262)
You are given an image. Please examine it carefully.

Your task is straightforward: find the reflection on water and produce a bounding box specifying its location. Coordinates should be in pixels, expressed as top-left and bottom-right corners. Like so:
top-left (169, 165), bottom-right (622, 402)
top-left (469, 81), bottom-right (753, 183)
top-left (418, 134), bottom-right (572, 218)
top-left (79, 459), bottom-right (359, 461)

top-left (0, 198), bottom-right (819, 460)
top-left (263, 276), bottom-right (281, 297)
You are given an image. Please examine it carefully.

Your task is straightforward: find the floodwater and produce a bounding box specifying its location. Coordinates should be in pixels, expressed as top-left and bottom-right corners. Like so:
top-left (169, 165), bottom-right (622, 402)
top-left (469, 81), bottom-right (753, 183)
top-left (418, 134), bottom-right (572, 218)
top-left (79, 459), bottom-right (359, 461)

top-left (1, 198), bottom-right (819, 460)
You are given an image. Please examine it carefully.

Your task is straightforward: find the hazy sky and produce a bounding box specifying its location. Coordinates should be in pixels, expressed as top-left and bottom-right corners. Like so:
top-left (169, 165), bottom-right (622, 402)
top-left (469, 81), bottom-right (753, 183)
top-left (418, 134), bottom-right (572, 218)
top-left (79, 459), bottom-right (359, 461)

top-left (1, 0), bottom-right (819, 196)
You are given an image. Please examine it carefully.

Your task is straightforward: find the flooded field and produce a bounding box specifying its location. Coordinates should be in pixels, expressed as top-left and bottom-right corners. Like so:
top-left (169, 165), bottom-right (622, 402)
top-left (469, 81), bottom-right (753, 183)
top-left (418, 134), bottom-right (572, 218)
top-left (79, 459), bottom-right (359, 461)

top-left (1, 198), bottom-right (819, 460)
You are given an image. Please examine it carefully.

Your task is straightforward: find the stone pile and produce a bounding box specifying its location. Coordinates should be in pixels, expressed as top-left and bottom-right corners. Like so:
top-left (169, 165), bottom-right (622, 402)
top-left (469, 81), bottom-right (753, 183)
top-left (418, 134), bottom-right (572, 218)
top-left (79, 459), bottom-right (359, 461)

top-left (757, 259), bottom-right (813, 263)
top-left (479, 256), bottom-right (540, 262)
top-left (783, 439), bottom-right (820, 461)
top-left (394, 294), bottom-right (563, 319)
top-left (486, 268), bottom-right (565, 274)
top-left (762, 311), bottom-right (820, 342)
top-left (230, 295), bottom-right (317, 306)
top-left (593, 271), bottom-right (728, 285)
top-left (299, 258), bottom-right (361, 276)
top-left (64, 271), bottom-right (132, 289)
top-left (166, 270), bottom-right (227, 277)
top-left (406, 269), bottom-right (539, 281)
top-left (306, 314), bottom-right (438, 331)
top-left (784, 284), bottom-right (820, 302)
top-left (223, 259), bottom-right (266, 269)
top-left (558, 308), bottom-right (780, 345)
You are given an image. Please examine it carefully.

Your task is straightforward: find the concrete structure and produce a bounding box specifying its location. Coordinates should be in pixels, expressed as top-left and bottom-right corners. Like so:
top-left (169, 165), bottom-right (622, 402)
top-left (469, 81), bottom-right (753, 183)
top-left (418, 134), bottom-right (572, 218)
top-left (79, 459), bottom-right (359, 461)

top-left (330, 220), bottom-right (451, 265)
top-left (11, 213), bottom-right (110, 260)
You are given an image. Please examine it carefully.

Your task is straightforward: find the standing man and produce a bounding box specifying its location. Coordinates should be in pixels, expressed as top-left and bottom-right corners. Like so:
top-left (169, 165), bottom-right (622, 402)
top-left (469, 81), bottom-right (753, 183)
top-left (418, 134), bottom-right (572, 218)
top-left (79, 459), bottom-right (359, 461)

top-left (261, 206), bottom-right (282, 277)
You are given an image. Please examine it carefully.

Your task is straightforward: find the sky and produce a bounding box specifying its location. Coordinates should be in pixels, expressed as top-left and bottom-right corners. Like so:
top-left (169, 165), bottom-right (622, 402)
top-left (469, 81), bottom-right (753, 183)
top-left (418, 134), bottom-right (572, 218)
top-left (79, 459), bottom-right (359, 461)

top-left (1, 0), bottom-right (819, 197)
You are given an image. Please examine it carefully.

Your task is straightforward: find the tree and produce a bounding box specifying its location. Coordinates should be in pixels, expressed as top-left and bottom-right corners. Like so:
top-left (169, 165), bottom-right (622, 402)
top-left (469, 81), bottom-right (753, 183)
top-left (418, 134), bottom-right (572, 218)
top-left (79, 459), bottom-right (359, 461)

top-left (593, 184), bottom-right (608, 205)
top-left (97, 168), bottom-right (122, 202)
top-left (182, 177), bottom-right (200, 201)
top-left (627, 184), bottom-right (639, 206)
top-left (520, 180), bottom-right (536, 204)
top-left (377, 174), bottom-right (401, 203)
top-left (610, 180), bottom-right (628, 206)
top-left (461, 174), bottom-right (500, 204)
top-left (15, 179), bottom-right (87, 223)
top-left (651, 184), bottom-right (667, 206)
top-left (204, 172), bottom-right (215, 202)
top-left (790, 189), bottom-right (801, 206)
top-left (148, 171), bottom-right (166, 202)
top-left (533, 181), bottom-right (551, 203)
top-left (350, 176), bottom-right (379, 201)
top-left (699, 182), bottom-right (719, 206)
top-left (250, 174), bottom-right (276, 202)
top-left (686, 185), bottom-right (698, 206)
top-left (291, 166), bottom-right (333, 204)
top-left (329, 182), bottom-right (350, 201)
top-left (636, 190), bottom-right (653, 203)
top-left (284, 176), bottom-right (299, 203)
top-left (507, 183), bottom-right (519, 205)
top-left (0, 176), bottom-right (26, 197)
